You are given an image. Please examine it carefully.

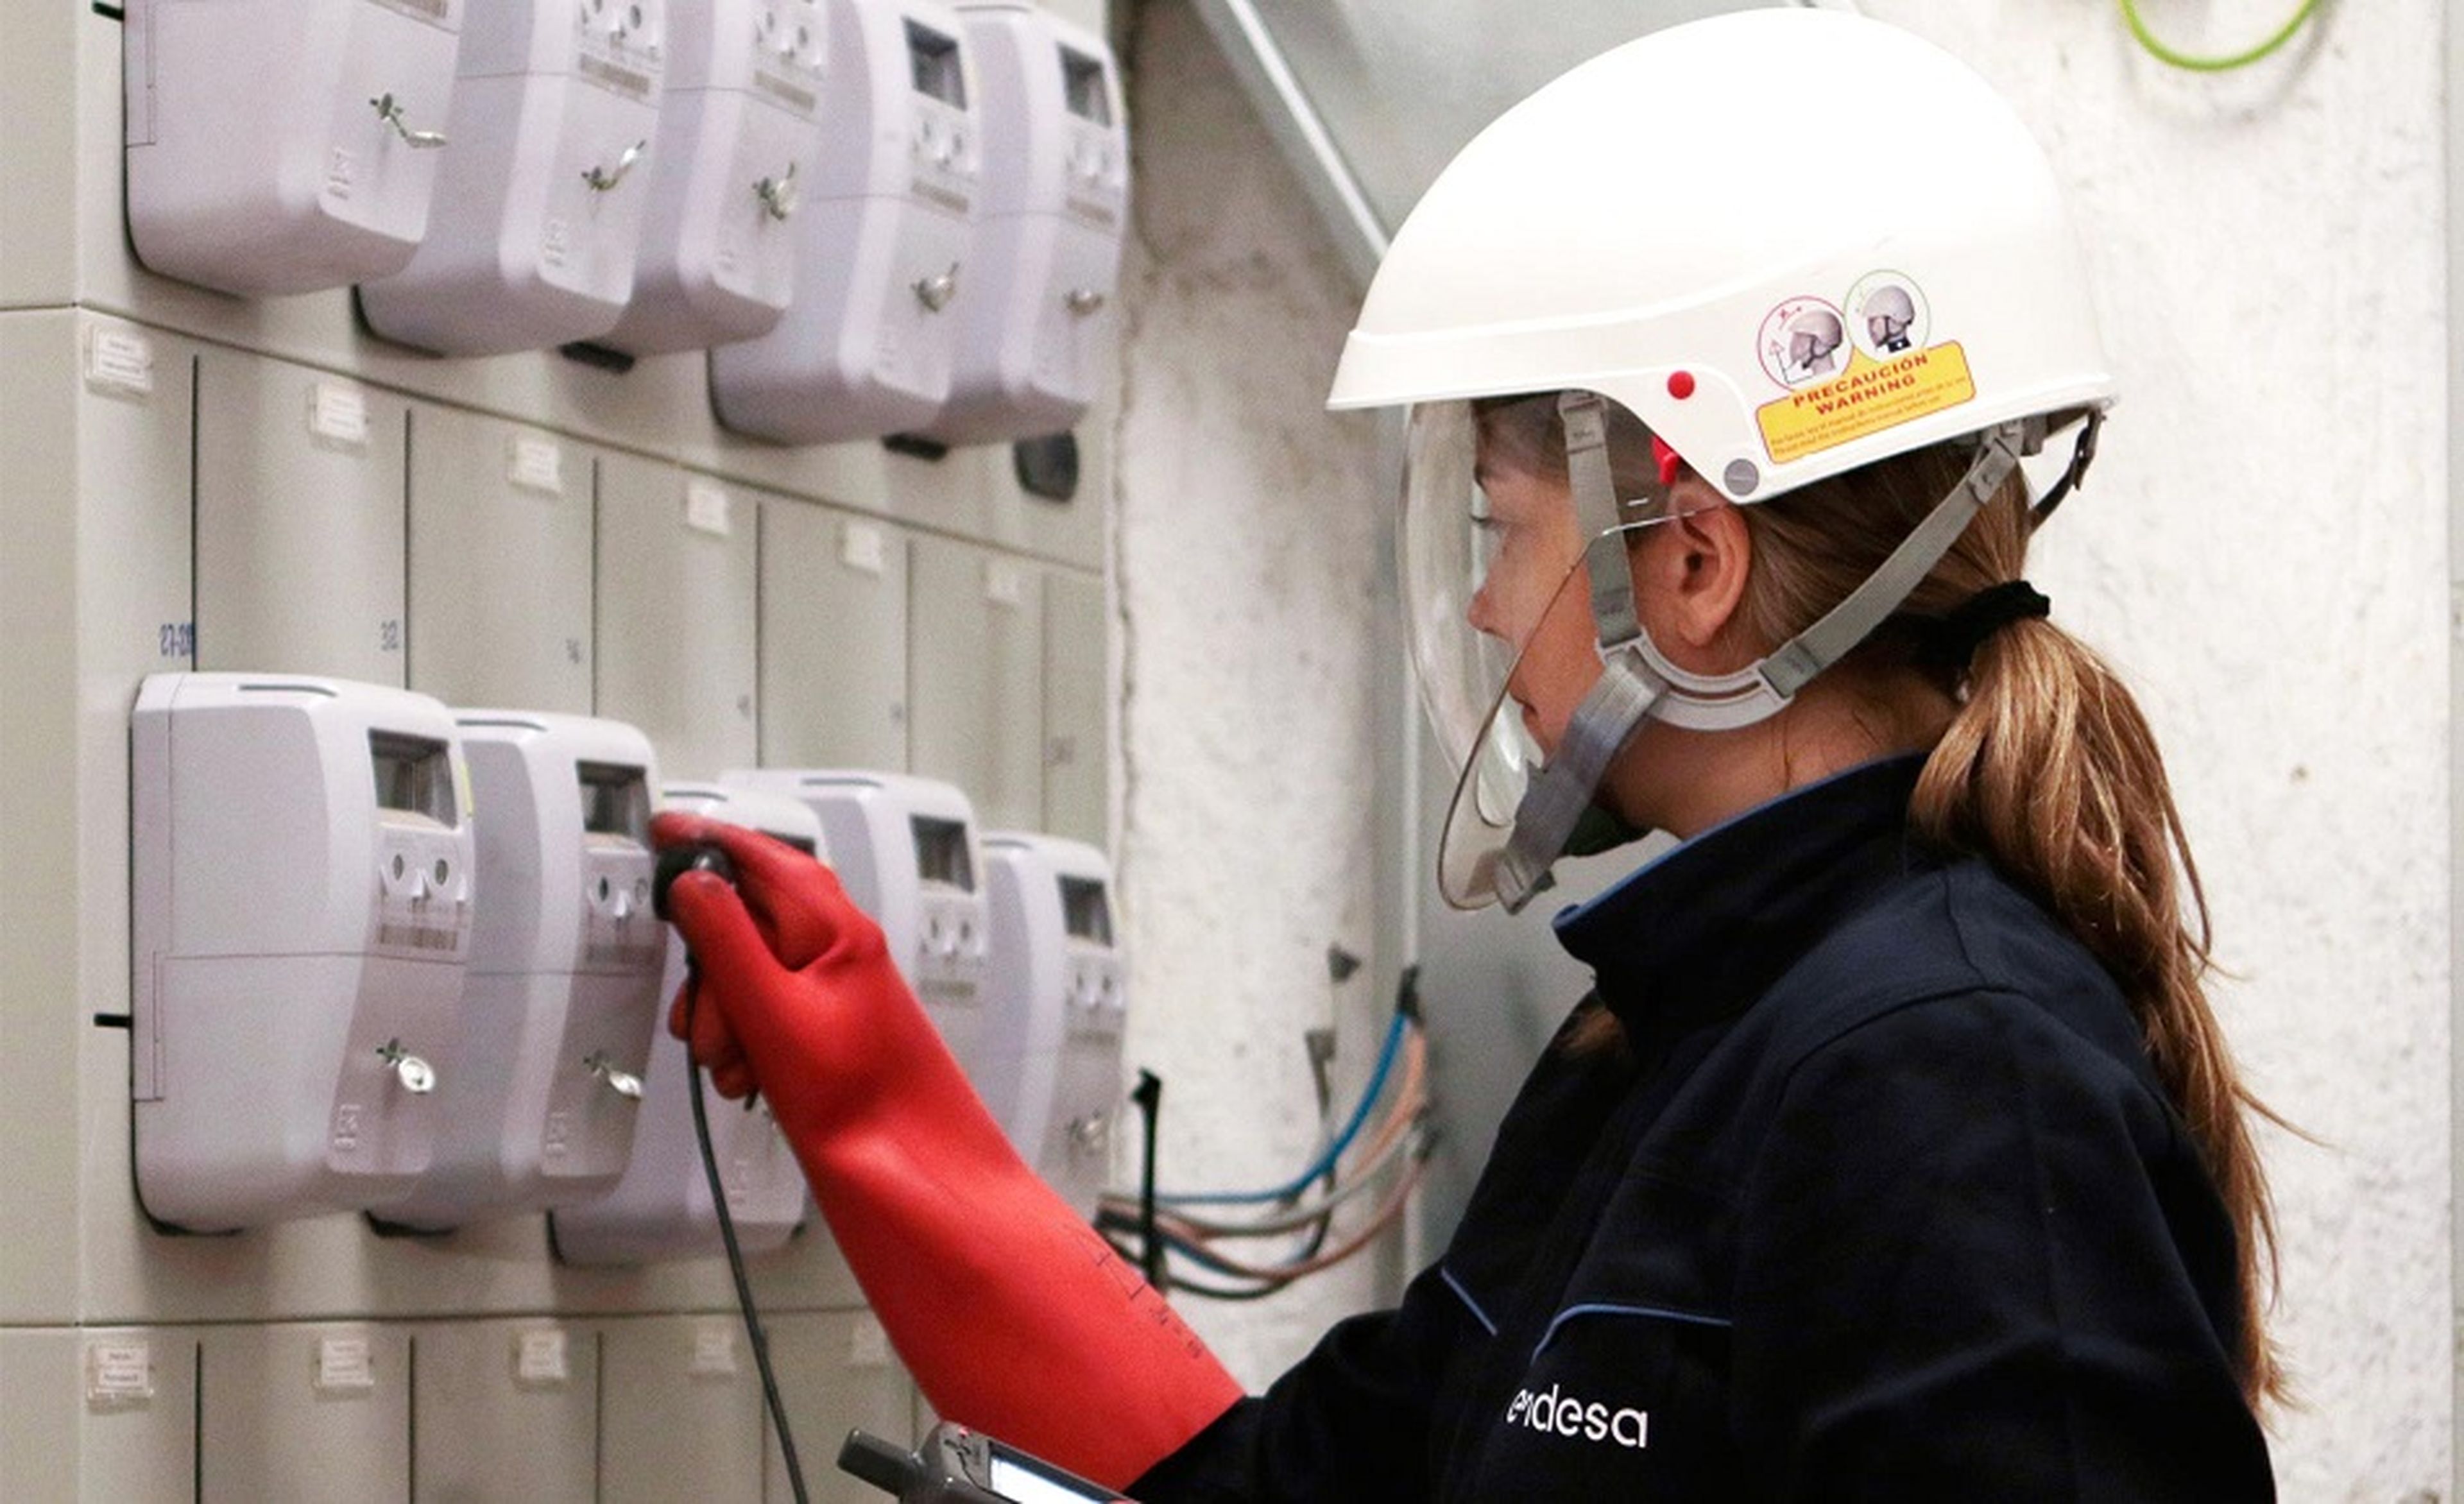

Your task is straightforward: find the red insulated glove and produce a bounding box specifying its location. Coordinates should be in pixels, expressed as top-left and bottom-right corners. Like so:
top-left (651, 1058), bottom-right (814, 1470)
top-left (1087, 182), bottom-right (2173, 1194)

top-left (651, 812), bottom-right (1242, 1490)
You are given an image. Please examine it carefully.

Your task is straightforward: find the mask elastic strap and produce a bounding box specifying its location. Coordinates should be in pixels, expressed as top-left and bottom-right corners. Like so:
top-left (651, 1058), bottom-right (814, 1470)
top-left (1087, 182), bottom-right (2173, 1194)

top-left (1485, 392), bottom-right (1656, 910)
top-left (1493, 650), bottom-right (1666, 911)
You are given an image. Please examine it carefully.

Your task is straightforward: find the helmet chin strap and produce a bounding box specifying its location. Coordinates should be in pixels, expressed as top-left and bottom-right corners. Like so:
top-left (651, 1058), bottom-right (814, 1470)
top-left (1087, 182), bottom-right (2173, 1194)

top-left (1488, 401), bottom-right (2030, 912)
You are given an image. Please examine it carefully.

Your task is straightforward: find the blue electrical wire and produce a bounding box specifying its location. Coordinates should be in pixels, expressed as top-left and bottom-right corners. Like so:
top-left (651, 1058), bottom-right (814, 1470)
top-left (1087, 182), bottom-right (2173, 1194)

top-left (1155, 1004), bottom-right (1412, 1206)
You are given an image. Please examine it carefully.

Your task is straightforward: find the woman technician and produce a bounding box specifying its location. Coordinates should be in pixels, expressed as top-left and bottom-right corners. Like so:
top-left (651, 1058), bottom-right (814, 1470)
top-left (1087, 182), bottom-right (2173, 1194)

top-left (655, 10), bottom-right (2280, 1499)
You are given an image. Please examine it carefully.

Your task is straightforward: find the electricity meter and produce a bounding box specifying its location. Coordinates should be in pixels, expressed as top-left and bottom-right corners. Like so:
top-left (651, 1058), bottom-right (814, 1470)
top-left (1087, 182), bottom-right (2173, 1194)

top-left (381, 713), bottom-right (668, 1232)
top-left (708, 0), bottom-right (980, 443)
top-left (130, 673), bottom-right (474, 1233)
top-left (551, 782), bottom-right (817, 1263)
top-left (981, 833), bottom-right (1123, 1217)
top-left (124, 0), bottom-right (466, 296)
top-left (358, 0), bottom-right (671, 355)
top-left (603, 0), bottom-right (829, 354)
top-left (915, 4), bottom-right (1127, 445)
top-left (717, 769), bottom-right (991, 1081)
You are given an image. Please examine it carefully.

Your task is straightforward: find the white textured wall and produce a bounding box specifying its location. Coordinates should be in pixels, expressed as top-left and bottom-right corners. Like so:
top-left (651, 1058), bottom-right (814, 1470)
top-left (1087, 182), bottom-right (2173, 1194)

top-left (1113, 0), bottom-right (2452, 1491)
top-left (1857, 4), bottom-right (2451, 1495)
top-left (1110, 0), bottom-right (1396, 1383)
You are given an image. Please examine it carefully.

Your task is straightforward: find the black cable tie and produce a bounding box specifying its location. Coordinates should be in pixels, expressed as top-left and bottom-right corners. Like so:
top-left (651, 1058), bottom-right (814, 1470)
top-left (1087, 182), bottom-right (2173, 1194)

top-left (1916, 581), bottom-right (2051, 675)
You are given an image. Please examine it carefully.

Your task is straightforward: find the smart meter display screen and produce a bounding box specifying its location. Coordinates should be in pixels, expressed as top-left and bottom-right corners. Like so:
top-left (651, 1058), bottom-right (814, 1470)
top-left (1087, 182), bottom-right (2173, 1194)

top-left (907, 21), bottom-right (966, 107)
top-left (986, 1446), bottom-right (1116, 1504)
top-left (1059, 46), bottom-right (1109, 125)
top-left (1059, 875), bottom-right (1112, 946)
top-left (911, 816), bottom-right (974, 891)
top-left (577, 762), bottom-right (651, 841)
top-left (370, 731), bottom-right (456, 825)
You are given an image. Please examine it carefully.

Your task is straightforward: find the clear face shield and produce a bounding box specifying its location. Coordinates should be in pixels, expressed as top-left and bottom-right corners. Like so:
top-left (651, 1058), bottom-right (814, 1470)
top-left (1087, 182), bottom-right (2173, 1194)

top-left (1400, 393), bottom-right (1678, 909)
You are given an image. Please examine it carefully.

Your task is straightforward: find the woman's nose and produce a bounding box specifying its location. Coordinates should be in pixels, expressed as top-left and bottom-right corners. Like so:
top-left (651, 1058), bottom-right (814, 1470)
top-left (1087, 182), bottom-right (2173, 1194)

top-left (1466, 582), bottom-right (1496, 638)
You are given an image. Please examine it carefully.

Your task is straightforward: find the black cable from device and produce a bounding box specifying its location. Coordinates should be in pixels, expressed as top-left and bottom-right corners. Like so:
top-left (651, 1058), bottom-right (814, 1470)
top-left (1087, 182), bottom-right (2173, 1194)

top-left (685, 987), bottom-right (812, 1504)
top-left (1132, 1069), bottom-right (1165, 1290)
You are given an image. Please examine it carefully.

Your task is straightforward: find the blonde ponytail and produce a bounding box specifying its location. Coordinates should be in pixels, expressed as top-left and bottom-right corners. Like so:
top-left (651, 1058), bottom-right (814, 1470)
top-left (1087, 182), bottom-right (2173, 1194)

top-left (1911, 616), bottom-right (2283, 1408)
top-left (1741, 437), bottom-right (2284, 1409)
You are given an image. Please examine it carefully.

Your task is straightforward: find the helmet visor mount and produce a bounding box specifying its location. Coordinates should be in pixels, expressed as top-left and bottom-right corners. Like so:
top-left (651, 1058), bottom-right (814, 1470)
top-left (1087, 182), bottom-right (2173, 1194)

top-left (1399, 393), bottom-right (1677, 908)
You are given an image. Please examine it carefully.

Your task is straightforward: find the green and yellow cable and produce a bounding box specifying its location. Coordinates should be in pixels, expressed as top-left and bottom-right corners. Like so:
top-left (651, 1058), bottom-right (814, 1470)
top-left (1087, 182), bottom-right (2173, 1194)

top-left (2119, 0), bottom-right (2322, 72)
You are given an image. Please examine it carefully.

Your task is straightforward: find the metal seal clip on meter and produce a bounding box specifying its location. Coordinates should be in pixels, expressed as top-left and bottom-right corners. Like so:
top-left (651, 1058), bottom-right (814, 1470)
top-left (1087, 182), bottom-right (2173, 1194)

top-left (980, 832), bottom-right (1125, 1219)
top-left (708, 0), bottom-right (984, 443)
top-left (124, 0), bottom-right (466, 296)
top-left (550, 782), bottom-right (821, 1265)
top-left (603, 0), bottom-right (831, 354)
top-left (358, 0), bottom-right (672, 354)
top-left (131, 673), bottom-right (475, 1233)
top-left (378, 712), bottom-right (669, 1233)
top-left (841, 1423), bottom-right (1131, 1504)
top-left (915, 3), bottom-right (1129, 445)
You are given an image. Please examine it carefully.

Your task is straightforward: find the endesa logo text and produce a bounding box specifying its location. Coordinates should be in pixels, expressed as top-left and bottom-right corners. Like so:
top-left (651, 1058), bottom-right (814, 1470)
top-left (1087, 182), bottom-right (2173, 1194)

top-left (1504, 1383), bottom-right (1650, 1451)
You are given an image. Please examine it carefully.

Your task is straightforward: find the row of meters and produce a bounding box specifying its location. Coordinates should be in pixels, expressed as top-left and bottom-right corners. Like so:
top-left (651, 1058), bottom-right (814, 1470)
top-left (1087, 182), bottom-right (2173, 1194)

top-left (15, 1312), bottom-right (911, 1501)
top-left (132, 672), bottom-right (1126, 1258)
top-left (85, 327), bottom-right (1104, 830)
top-left (123, 0), bottom-right (1130, 445)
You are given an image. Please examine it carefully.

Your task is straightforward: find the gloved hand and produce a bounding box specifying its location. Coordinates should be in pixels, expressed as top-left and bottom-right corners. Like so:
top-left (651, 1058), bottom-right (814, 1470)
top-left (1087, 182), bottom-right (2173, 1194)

top-left (652, 812), bottom-right (1242, 1489)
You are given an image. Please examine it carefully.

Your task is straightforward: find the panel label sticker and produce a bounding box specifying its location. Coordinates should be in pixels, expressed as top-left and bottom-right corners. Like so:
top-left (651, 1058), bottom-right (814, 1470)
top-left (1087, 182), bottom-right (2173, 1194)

top-left (840, 520), bottom-right (889, 577)
top-left (314, 1336), bottom-right (378, 1394)
top-left (517, 1328), bottom-right (572, 1387)
top-left (685, 481), bottom-right (734, 538)
top-left (84, 326), bottom-right (157, 398)
top-left (309, 382), bottom-right (373, 451)
top-left (86, 1340), bottom-right (155, 1406)
top-left (508, 434), bottom-right (566, 495)
top-left (689, 1321), bottom-right (739, 1377)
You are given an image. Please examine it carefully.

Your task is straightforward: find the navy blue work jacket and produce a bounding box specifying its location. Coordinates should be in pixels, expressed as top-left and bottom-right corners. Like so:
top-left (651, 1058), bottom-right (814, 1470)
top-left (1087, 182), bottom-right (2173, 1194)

top-left (1134, 756), bottom-right (2273, 1501)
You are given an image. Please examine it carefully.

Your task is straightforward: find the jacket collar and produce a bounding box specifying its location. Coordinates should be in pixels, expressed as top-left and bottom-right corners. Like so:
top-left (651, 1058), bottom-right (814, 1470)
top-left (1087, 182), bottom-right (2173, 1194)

top-left (1553, 755), bottom-right (1929, 1048)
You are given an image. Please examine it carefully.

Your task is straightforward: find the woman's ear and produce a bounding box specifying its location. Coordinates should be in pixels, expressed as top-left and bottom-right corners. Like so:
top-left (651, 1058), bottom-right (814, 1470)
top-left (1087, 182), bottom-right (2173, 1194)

top-left (1632, 490), bottom-right (1754, 657)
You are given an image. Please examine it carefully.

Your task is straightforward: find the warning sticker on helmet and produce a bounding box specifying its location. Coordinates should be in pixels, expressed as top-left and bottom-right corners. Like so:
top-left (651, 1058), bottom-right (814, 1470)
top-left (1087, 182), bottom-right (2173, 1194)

top-left (1754, 343), bottom-right (1976, 465)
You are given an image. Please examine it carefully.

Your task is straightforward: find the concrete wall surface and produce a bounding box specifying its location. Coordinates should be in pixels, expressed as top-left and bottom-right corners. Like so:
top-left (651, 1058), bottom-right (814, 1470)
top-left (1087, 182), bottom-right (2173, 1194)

top-left (1863, 4), bottom-right (2451, 1495)
top-left (1111, 0), bottom-right (1400, 1383)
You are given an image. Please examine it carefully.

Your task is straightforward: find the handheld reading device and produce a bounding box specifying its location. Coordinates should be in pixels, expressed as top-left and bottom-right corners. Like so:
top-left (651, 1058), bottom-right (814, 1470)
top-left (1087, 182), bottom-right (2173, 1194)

top-left (840, 1424), bottom-right (1129, 1504)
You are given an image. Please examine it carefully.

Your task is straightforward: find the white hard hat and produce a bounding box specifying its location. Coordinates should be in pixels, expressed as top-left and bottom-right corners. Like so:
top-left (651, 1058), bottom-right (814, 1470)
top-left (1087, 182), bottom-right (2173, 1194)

top-left (1329, 8), bottom-right (2112, 500)
top-left (1331, 10), bottom-right (2114, 911)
